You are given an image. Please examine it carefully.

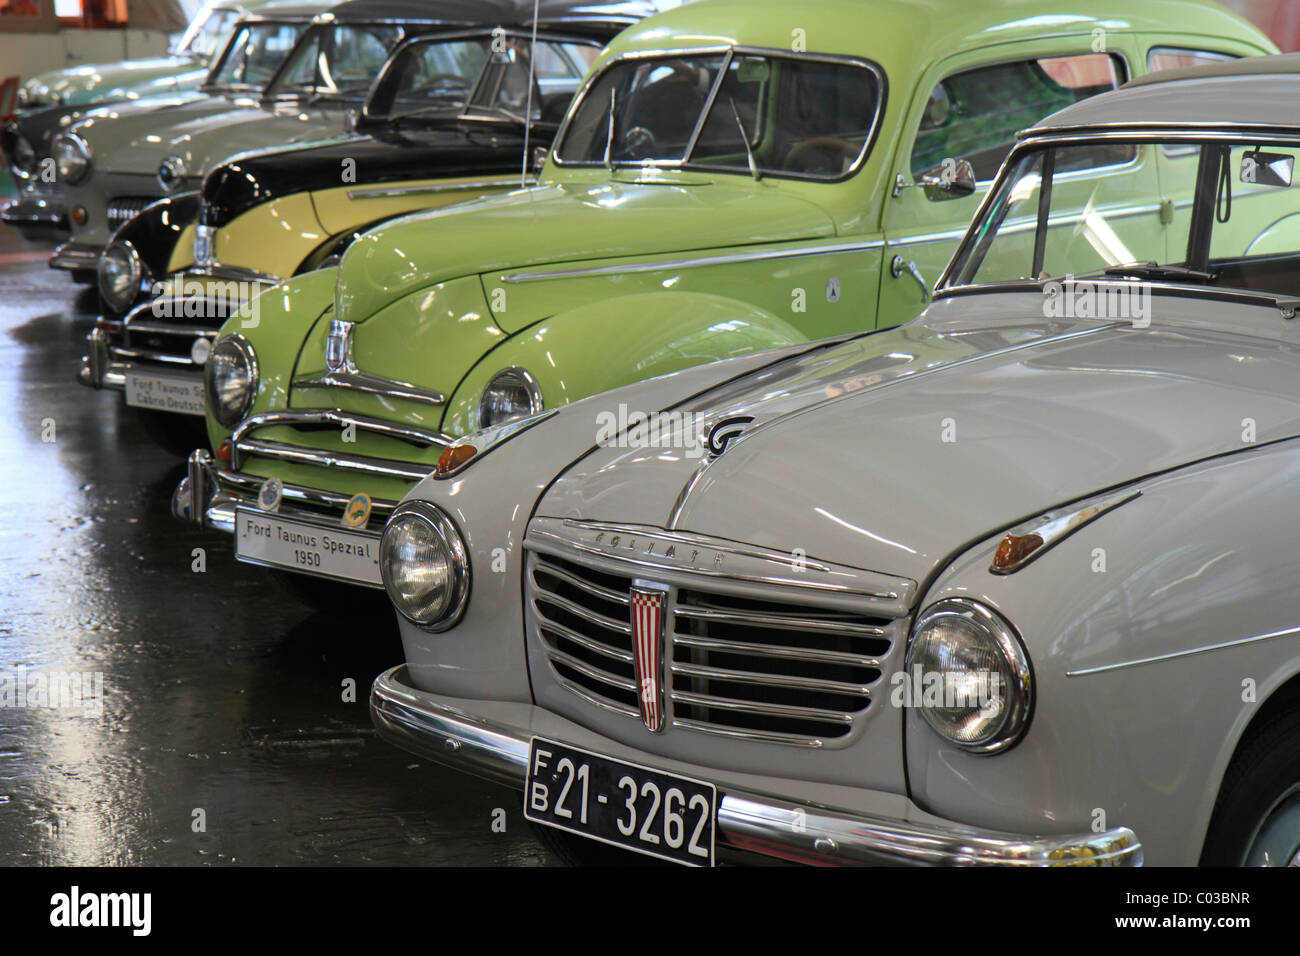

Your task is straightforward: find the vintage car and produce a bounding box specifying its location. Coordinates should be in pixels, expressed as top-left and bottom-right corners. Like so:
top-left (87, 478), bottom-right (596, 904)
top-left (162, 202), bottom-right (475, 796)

top-left (16, 0), bottom-right (254, 111)
top-left (0, 0), bottom-right (263, 241)
top-left (173, 0), bottom-right (1273, 594)
top-left (48, 0), bottom-right (446, 280)
top-left (78, 2), bottom-right (669, 449)
top-left (366, 53), bottom-right (1300, 866)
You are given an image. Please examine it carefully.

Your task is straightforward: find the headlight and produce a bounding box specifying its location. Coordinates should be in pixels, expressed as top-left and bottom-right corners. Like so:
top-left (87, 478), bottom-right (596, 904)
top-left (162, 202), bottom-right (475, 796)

top-left (9, 134), bottom-right (37, 179)
top-left (51, 133), bottom-right (91, 184)
top-left (906, 598), bottom-right (1032, 753)
top-left (380, 502), bottom-right (470, 629)
top-left (157, 155), bottom-right (187, 193)
top-left (15, 86), bottom-right (29, 109)
top-left (98, 240), bottom-right (143, 313)
top-left (204, 335), bottom-right (258, 428)
top-left (478, 366), bottom-right (543, 428)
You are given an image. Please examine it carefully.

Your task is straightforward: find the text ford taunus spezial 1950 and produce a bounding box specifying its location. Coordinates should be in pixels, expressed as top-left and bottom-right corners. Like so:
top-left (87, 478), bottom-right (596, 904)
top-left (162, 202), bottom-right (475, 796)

top-left (78, 1), bottom-right (668, 448)
top-left (173, 0), bottom-right (1273, 596)
top-left (368, 55), bottom-right (1300, 866)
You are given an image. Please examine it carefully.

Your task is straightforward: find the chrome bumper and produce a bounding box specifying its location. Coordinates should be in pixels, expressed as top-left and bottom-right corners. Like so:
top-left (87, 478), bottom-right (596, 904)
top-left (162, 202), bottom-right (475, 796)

top-left (370, 665), bottom-right (1143, 867)
top-left (76, 327), bottom-right (206, 414)
top-left (171, 447), bottom-right (399, 536)
top-left (1, 194), bottom-right (67, 235)
top-left (49, 240), bottom-right (99, 272)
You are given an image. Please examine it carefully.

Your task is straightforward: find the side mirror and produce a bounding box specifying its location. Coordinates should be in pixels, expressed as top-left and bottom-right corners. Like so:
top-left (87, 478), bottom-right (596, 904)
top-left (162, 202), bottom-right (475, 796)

top-left (894, 157), bottom-right (977, 201)
top-left (531, 144), bottom-right (549, 173)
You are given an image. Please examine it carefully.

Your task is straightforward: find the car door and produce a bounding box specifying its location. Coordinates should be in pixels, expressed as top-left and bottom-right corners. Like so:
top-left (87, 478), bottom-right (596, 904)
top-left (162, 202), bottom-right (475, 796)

top-left (877, 41), bottom-right (1150, 325)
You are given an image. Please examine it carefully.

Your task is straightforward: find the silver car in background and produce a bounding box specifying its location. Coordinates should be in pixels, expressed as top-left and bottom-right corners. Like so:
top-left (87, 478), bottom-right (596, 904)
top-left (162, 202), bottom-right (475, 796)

top-left (367, 55), bottom-right (1300, 866)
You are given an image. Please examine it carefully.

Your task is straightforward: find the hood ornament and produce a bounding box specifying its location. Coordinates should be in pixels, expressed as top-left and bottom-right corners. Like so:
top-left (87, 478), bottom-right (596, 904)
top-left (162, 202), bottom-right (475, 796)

top-left (324, 319), bottom-right (357, 374)
top-left (705, 416), bottom-right (754, 457)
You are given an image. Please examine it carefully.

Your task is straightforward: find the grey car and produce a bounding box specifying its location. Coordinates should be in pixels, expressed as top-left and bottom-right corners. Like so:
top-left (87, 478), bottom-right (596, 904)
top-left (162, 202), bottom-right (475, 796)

top-left (366, 54), bottom-right (1300, 866)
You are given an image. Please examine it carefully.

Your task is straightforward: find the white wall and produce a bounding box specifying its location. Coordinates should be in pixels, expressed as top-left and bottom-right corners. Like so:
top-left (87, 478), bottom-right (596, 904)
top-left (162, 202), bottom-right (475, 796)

top-left (0, 29), bottom-right (172, 84)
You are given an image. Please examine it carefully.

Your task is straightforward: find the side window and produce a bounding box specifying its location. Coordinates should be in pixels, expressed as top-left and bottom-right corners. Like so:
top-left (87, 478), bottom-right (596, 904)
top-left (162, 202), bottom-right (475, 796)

top-left (911, 53), bottom-right (1125, 181)
top-left (1147, 47), bottom-right (1236, 73)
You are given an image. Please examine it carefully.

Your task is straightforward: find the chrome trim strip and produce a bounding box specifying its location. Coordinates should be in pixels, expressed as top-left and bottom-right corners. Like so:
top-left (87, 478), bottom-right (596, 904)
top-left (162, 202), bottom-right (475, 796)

top-left (669, 661), bottom-right (871, 697)
top-left (671, 634), bottom-right (882, 669)
top-left (1067, 624), bottom-right (1300, 677)
top-left (550, 674), bottom-right (639, 720)
top-left (370, 666), bottom-right (1143, 866)
top-left (235, 438), bottom-right (436, 481)
top-left (673, 605), bottom-right (887, 637)
top-left (669, 689), bottom-right (854, 724)
top-left (501, 239), bottom-right (886, 283)
top-left (532, 556), bottom-right (630, 605)
top-left (546, 647), bottom-right (636, 694)
top-left (991, 490), bottom-right (1141, 575)
top-left (109, 345), bottom-right (202, 367)
top-left (536, 619), bottom-right (634, 665)
top-left (345, 178), bottom-right (528, 200)
top-left (232, 409), bottom-right (449, 453)
top-left (533, 591), bottom-right (632, 635)
top-left (292, 368), bottom-right (447, 408)
top-left (668, 716), bottom-right (829, 748)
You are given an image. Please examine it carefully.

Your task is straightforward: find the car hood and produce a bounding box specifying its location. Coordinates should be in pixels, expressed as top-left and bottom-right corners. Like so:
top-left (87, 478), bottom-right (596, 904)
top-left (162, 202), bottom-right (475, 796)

top-left (537, 292), bottom-right (1300, 590)
top-left (29, 56), bottom-right (196, 101)
top-left (70, 93), bottom-right (263, 154)
top-left (98, 103), bottom-right (353, 178)
top-left (333, 177), bottom-right (838, 326)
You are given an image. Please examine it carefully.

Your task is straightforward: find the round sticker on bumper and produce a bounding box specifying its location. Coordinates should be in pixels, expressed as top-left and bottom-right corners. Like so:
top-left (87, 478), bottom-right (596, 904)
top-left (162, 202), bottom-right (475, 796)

top-left (258, 477), bottom-right (283, 513)
top-left (343, 493), bottom-right (371, 529)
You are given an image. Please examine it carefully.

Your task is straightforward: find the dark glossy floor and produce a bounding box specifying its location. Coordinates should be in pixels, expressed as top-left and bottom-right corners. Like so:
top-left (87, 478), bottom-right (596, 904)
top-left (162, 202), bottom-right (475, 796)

top-left (0, 223), bottom-right (551, 865)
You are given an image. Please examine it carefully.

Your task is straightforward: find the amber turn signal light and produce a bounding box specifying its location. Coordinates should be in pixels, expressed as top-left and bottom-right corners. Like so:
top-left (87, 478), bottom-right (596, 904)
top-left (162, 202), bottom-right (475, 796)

top-left (71, 206), bottom-right (88, 225)
top-left (435, 444), bottom-right (477, 478)
top-left (991, 532), bottom-right (1044, 573)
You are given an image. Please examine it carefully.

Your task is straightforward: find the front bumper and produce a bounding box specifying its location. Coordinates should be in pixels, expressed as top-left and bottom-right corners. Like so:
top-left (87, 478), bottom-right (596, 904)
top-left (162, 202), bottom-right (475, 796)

top-left (77, 327), bottom-right (208, 416)
top-left (49, 239), bottom-right (99, 273)
top-left (1, 194), bottom-right (68, 237)
top-left (370, 665), bottom-right (1143, 867)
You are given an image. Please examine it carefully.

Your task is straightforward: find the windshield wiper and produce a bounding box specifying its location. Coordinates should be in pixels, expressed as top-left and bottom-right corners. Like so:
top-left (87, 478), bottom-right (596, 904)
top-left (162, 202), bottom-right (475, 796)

top-left (1101, 262), bottom-right (1217, 283)
top-left (729, 97), bottom-right (761, 182)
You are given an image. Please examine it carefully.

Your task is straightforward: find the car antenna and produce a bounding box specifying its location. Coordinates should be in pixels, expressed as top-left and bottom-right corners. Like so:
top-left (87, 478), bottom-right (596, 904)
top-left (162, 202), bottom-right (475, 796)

top-left (729, 97), bottom-right (761, 181)
top-left (603, 87), bottom-right (617, 170)
top-left (520, 0), bottom-right (541, 189)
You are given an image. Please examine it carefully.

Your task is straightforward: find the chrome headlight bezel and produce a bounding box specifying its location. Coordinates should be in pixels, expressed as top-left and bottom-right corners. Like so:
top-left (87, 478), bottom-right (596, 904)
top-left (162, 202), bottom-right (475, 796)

top-left (478, 366), bottom-right (544, 429)
top-left (157, 154), bottom-right (188, 193)
top-left (9, 134), bottom-right (38, 179)
top-left (51, 132), bottom-right (91, 184)
top-left (98, 239), bottom-right (144, 313)
top-left (204, 334), bottom-right (258, 428)
top-left (905, 598), bottom-right (1033, 754)
top-left (379, 501), bottom-right (470, 631)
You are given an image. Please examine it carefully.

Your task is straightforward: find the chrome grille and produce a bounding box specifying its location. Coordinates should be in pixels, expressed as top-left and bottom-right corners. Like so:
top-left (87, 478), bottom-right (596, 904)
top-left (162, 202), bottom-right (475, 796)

top-left (528, 549), bottom-right (898, 746)
top-left (107, 196), bottom-right (155, 232)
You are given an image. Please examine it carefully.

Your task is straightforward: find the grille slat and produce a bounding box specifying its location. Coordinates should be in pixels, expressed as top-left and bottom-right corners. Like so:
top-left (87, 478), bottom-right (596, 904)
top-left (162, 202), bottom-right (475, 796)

top-left (107, 196), bottom-right (155, 231)
top-left (529, 549), bottom-right (899, 747)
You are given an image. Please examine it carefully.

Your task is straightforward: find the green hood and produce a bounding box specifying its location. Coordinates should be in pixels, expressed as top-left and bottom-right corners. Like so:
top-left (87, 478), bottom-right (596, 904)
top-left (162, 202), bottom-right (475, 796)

top-left (334, 177), bottom-right (838, 329)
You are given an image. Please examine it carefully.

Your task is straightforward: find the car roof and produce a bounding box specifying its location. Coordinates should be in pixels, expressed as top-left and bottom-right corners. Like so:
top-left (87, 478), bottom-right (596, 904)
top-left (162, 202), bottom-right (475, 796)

top-left (1031, 52), bottom-right (1300, 133)
top-left (320, 0), bottom-right (670, 31)
top-left (599, 0), bottom-right (1271, 76)
top-left (241, 0), bottom-right (333, 20)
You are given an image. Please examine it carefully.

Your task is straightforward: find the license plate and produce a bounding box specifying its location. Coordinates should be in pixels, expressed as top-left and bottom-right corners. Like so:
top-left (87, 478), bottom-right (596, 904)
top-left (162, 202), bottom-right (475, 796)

top-left (124, 371), bottom-right (205, 416)
top-left (524, 737), bottom-right (716, 866)
top-left (233, 508), bottom-right (381, 586)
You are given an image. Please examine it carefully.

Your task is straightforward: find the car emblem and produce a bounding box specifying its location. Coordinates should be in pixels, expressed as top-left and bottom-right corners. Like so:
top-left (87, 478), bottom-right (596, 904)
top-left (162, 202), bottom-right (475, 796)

top-left (193, 224), bottom-right (215, 269)
top-left (629, 586), bottom-right (667, 732)
top-left (258, 477), bottom-right (283, 513)
top-left (342, 492), bottom-right (371, 529)
top-left (324, 319), bottom-right (357, 374)
top-left (706, 415), bottom-right (754, 457)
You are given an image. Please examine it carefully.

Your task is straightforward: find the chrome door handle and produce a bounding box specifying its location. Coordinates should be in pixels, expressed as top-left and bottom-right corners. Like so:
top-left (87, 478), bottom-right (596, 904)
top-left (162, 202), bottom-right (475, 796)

top-left (890, 255), bottom-right (930, 303)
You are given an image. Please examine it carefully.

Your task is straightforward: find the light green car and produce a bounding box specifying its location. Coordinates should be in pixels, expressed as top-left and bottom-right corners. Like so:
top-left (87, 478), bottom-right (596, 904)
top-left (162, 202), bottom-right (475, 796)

top-left (175, 0), bottom-right (1275, 593)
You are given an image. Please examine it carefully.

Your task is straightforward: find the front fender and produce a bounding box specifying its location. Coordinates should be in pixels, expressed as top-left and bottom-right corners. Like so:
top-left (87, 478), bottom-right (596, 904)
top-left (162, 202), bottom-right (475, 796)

top-left (205, 267), bottom-right (338, 449)
top-left (442, 291), bottom-right (807, 436)
top-left (907, 439), bottom-right (1300, 865)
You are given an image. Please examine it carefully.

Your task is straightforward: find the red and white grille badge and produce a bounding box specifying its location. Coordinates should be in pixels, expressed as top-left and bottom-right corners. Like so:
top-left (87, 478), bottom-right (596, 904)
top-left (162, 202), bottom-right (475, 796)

top-left (629, 586), bottom-right (667, 732)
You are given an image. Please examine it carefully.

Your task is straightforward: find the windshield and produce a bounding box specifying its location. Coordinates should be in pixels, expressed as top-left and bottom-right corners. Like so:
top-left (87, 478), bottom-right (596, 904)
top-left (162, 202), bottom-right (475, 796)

top-left (947, 136), bottom-right (1300, 302)
top-left (369, 32), bottom-right (597, 122)
top-left (555, 50), bottom-right (881, 180)
top-left (267, 23), bottom-right (402, 101)
top-left (208, 21), bottom-right (312, 90)
top-left (176, 7), bottom-right (242, 60)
